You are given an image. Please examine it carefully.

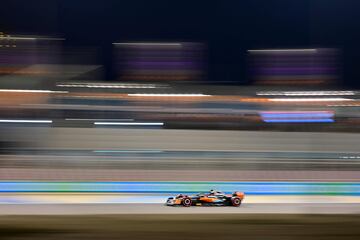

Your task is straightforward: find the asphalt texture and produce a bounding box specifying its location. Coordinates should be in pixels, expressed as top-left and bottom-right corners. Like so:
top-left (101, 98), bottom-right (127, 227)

top-left (1, 203), bottom-right (360, 215)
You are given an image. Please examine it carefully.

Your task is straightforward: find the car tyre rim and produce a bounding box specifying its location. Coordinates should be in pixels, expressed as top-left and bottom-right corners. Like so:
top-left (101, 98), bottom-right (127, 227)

top-left (233, 198), bottom-right (240, 206)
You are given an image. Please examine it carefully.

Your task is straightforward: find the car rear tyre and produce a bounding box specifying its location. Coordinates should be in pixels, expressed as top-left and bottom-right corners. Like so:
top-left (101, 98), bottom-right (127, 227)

top-left (231, 197), bottom-right (241, 207)
top-left (182, 197), bottom-right (192, 207)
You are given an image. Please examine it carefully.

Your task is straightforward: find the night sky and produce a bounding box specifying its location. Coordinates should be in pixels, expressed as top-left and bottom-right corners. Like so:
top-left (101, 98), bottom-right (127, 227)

top-left (1, 0), bottom-right (360, 87)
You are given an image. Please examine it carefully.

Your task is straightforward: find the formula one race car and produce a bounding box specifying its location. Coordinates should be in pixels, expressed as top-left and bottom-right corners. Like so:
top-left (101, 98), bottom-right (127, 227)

top-left (166, 190), bottom-right (244, 207)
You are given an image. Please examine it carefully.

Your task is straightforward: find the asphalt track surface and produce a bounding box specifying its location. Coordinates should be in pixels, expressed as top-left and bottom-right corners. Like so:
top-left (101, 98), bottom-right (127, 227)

top-left (1, 203), bottom-right (360, 215)
top-left (1, 194), bottom-right (360, 215)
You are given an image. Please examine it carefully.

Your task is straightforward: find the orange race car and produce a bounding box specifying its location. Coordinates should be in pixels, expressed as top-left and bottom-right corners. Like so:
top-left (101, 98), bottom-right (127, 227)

top-left (166, 189), bottom-right (244, 207)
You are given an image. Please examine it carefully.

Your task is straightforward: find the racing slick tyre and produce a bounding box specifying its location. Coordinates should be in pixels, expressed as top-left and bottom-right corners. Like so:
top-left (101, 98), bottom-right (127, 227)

top-left (182, 197), bottom-right (192, 207)
top-left (231, 197), bottom-right (241, 207)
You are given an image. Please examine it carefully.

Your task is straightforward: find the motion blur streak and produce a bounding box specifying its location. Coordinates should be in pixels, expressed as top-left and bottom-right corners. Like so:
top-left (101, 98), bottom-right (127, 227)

top-left (248, 49), bottom-right (318, 53)
top-left (0, 89), bottom-right (68, 93)
top-left (1, 181), bottom-right (359, 195)
top-left (93, 150), bottom-right (163, 153)
top-left (113, 42), bottom-right (183, 46)
top-left (260, 111), bottom-right (334, 118)
top-left (248, 48), bottom-right (340, 85)
top-left (263, 119), bottom-right (334, 123)
top-left (128, 93), bottom-right (211, 97)
top-left (257, 91), bottom-right (355, 96)
top-left (260, 111), bottom-right (335, 123)
top-left (114, 41), bottom-right (204, 81)
top-left (269, 98), bottom-right (354, 102)
top-left (0, 35), bottom-right (65, 41)
top-left (57, 83), bottom-right (163, 88)
top-left (0, 120), bottom-right (52, 123)
top-left (93, 122), bottom-right (164, 126)
top-left (66, 118), bottom-right (134, 121)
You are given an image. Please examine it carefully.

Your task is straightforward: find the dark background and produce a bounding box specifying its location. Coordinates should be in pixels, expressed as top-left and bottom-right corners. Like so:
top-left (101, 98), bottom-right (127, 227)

top-left (1, 0), bottom-right (360, 87)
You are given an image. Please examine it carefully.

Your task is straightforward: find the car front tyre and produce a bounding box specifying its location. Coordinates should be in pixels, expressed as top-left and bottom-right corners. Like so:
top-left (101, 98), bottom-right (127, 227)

top-left (231, 197), bottom-right (241, 207)
top-left (182, 197), bottom-right (192, 207)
